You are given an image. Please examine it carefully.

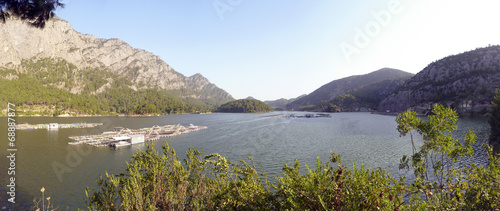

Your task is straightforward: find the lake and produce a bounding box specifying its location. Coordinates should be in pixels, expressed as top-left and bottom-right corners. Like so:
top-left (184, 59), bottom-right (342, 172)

top-left (0, 112), bottom-right (491, 209)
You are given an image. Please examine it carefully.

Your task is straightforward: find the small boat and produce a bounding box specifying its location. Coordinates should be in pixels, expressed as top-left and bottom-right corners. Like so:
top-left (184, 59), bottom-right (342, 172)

top-left (110, 141), bottom-right (131, 148)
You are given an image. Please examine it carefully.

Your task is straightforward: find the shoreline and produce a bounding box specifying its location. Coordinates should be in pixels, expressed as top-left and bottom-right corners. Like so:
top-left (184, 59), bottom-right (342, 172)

top-left (0, 113), bottom-right (198, 118)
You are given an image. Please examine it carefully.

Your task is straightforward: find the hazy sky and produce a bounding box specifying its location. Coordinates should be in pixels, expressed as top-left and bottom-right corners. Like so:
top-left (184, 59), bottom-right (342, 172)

top-left (56, 0), bottom-right (500, 101)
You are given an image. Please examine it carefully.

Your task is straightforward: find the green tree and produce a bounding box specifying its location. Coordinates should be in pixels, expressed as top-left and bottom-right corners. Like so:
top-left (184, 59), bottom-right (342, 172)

top-left (0, 0), bottom-right (64, 28)
top-left (331, 94), bottom-right (357, 111)
top-left (217, 99), bottom-right (272, 113)
top-left (489, 89), bottom-right (500, 153)
top-left (396, 104), bottom-right (477, 208)
top-left (326, 103), bottom-right (340, 112)
top-left (319, 100), bottom-right (328, 111)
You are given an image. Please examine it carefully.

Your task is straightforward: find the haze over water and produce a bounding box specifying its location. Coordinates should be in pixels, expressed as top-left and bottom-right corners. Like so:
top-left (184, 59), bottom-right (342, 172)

top-left (0, 112), bottom-right (490, 209)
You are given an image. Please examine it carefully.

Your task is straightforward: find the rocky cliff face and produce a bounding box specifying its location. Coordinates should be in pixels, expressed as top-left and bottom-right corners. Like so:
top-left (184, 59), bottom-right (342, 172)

top-left (378, 46), bottom-right (500, 114)
top-left (0, 17), bottom-right (233, 104)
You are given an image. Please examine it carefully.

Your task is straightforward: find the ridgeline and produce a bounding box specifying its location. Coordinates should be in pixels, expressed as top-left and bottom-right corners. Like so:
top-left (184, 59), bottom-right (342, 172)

top-left (0, 17), bottom-right (234, 116)
top-left (0, 58), bottom-right (198, 116)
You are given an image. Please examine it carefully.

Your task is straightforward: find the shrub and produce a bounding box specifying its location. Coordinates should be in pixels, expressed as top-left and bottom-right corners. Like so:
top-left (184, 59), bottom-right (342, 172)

top-left (85, 104), bottom-right (500, 210)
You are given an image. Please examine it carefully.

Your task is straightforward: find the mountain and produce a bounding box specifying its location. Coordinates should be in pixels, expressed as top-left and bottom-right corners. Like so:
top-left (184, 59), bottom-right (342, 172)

top-left (378, 45), bottom-right (500, 114)
top-left (342, 76), bottom-right (412, 110)
top-left (286, 68), bottom-right (414, 110)
top-left (264, 94), bottom-right (306, 110)
top-left (0, 16), bottom-right (233, 108)
top-left (0, 57), bottom-right (208, 115)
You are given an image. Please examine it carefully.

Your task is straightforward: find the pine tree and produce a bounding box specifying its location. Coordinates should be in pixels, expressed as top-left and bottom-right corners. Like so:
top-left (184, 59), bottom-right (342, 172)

top-left (0, 0), bottom-right (64, 28)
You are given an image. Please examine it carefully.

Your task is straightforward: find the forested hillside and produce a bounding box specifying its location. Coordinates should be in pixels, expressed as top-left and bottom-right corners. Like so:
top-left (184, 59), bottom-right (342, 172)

top-left (285, 68), bottom-right (413, 112)
top-left (0, 58), bottom-right (202, 116)
top-left (217, 99), bottom-right (273, 113)
top-left (287, 68), bottom-right (413, 110)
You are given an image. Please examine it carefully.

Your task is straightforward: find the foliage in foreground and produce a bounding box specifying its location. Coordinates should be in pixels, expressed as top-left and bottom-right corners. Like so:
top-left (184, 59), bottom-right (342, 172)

top-left (85, 142), bottom-right (408, 210)
top-left (0, 0), bottom-right (64, 28)
top-left (85, 105), bottom-right (500, 210)
top-left (396, 104), bottom-right (499, 210)
top-left (31, 187), bottom-right (57, 211)
top-left (489, 89), bottom-right (500, 153)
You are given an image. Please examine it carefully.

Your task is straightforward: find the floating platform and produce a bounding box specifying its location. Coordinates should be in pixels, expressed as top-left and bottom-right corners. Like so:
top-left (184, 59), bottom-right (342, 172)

top-left (263, 114), bottom-right (332, 118)
top-left (68, 124), bottom-right (207, 147)
top-left (16, 122), bottom-right (103, 130)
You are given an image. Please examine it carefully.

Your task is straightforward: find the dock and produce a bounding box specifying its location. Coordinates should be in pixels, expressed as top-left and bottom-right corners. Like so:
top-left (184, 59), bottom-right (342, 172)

top-left (16, 122), bottom-right (103, 130)
top-left (68, 124), bottom-right (207, 147)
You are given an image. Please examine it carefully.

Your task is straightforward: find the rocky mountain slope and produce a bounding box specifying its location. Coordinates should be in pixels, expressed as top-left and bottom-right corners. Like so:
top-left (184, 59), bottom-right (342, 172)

top-left (286, 68), bottom-right (414, 110)
top-left (378, 45), bottom-right (500, 114)
top-left (0, 16), bottom-right (233, 106)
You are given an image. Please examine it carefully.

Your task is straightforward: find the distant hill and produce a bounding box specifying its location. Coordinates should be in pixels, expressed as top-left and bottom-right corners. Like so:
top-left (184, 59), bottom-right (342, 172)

top-left (0, 17), bottom-right (233, 115)
top-left (343, 76), bottom-right (412, 110)
top-left (217, 99), bottom-right (273, 113)
top-left (264, 95), bottom-right (306, 110)
top-left (379, 45), bottom-right (500, 114)
top-left (286, 68), bottom-right (414, 110)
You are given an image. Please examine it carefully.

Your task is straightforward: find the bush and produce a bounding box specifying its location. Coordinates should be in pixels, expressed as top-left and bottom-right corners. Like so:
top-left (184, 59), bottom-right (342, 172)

top-left (86, 142), bottom-right (410, 210)
top-left (85, 104), bottom-right (500, 210)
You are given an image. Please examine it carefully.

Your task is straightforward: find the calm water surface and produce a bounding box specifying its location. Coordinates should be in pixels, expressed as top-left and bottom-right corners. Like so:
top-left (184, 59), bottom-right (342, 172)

top-left (0, 112), bottom-right (491, 209)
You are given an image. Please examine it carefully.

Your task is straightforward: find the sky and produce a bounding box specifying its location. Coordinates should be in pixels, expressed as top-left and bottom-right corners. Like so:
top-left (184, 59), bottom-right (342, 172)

top-left (55, 0), bottom-right (500, 101)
